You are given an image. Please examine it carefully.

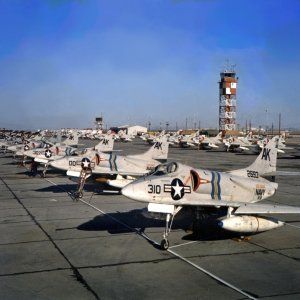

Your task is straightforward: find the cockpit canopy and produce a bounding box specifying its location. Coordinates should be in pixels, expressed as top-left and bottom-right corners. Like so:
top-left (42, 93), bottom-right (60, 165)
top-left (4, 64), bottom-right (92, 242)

top-left (150, 162), bottom-right (178, 176)
top-left (81, 148), bottom-right (88, 155)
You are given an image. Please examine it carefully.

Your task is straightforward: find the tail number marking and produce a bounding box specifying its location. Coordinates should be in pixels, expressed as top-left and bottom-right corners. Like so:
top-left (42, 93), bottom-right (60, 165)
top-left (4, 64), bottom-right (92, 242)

top-left (247, 170), bottom-right (259, 178)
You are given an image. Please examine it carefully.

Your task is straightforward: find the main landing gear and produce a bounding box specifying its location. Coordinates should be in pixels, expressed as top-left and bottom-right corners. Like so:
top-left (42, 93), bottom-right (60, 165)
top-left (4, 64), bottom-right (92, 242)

top-left (160, 207), bottom-right (182, 250)
top-left (18, 155), bottom-right (26, 167)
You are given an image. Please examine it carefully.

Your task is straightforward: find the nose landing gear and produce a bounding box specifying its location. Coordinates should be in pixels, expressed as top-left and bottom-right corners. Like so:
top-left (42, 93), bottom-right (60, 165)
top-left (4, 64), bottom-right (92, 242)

top-left (160, 206), bottom-right (182, 250)
top-left (42, 162), bottom-right (49, 178)
top-left (73, 168), bottom-right (92, 200)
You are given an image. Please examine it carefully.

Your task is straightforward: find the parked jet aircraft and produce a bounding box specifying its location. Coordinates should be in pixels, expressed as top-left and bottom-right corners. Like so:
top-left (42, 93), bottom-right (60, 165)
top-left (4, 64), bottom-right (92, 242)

top-left (50, 137), bottom-right (169, 197)
top-left (257, 135), bottom-right (292, 154)
top-left (141, 131), bottom-right (166, 145)
top-left (7, 132), bottom-right (57, 155)
top-left (195, 132), bottom-right (223, 150)
top-left (117, 130), bottom-right (135, 142)
top-left (122, 136), bottom-right (300, 249)
top-left (224, 137), bottom-right (255, 152)
top-left (21, 135), bottom-right (114, 177)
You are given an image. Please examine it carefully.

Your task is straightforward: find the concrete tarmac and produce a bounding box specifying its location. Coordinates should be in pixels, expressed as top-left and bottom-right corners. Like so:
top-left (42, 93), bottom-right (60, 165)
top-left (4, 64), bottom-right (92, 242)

top-left (0, 138), bottom-right (299, 299)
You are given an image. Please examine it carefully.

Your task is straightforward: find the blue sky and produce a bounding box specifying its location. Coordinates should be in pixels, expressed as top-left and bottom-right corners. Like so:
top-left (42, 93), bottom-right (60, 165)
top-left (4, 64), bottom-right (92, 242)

top-left (0, 0), bottom-right (299, 130)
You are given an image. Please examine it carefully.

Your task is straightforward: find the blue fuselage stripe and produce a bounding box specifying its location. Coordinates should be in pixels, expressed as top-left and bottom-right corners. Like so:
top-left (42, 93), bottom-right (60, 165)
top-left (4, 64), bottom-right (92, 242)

top-left (114, 155), bottom-right (118, 171)
top-left (211, 171), bottom-right (215, 199)
top-left (109, 153), bottom-right (112, 170)
top-left (217, 172), bottom-right (221, 200)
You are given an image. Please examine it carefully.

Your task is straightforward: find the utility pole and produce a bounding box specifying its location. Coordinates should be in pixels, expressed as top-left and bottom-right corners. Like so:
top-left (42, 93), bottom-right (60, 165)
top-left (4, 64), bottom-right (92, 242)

top-left (271, 123), bottom-right (274, 137)
top-left (185, 118), bottom-right (188, 130)
top-left (279, 113), bottom-right (281, 135)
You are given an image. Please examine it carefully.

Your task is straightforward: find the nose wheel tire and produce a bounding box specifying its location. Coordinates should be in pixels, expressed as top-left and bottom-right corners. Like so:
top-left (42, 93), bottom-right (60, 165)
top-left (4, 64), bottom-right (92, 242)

top-left (73, 191), bottom-right (83, 200)
top-left (160, 239), bottom-right (169, 250)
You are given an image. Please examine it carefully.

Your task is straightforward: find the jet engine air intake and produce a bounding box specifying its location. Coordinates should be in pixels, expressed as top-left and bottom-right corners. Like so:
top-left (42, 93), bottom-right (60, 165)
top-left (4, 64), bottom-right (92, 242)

top-left (190, 170), bottom-right (200, 191)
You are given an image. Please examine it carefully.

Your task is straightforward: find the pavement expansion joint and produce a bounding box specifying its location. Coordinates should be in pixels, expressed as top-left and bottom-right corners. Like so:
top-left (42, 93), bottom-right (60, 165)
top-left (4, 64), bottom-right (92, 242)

top-left (0, 175), bottom-right (100, 300)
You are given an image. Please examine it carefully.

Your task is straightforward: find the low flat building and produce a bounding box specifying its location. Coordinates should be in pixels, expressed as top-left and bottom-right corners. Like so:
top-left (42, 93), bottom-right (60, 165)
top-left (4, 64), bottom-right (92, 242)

top-left (110, 125), bottom-right (148, 136)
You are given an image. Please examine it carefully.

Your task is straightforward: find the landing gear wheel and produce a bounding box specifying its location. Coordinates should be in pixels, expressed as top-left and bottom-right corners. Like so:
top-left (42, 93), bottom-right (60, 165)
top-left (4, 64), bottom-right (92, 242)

top-left (160, 239), bottom-right (169, 250)
top-left (73, 191), bottom-right (83, 200)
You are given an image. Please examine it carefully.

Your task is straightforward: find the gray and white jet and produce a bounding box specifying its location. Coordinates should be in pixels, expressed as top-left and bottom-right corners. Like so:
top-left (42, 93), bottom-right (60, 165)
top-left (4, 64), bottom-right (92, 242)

top-left (122, 137), bottom-right (300, 249)
top-left (50, 138), bottom-right (169, 196)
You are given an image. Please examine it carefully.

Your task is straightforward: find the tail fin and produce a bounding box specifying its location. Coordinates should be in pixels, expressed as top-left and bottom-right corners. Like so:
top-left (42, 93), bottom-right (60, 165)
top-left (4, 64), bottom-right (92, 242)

top-left (245, 136), bottom-right (278, 176)
top-left (55, 132), bottom-right (62, 144)
top-left (64, 132), bottom-right (78, 146)
top-left (32, 134), bottom-right (41, 142)
top-left (215, 131), bottom-right (222, 140)
top-left (131, 136), bottom-right (169, 160)
top-left (95, 135), bottom-right (114, 152)
top-left (48, 132), bottom-right (62, 145)
top-left (211, 131), bottom-right (222, 144)
top-left (159, 130), bottom-right (166, 136)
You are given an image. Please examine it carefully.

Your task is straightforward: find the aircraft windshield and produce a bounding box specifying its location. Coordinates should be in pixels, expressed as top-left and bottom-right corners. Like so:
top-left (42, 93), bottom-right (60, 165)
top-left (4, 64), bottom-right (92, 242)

top-left (150, 162), bottom-right (178, 176)
top-left (80, 149), bottom-right (88, 155)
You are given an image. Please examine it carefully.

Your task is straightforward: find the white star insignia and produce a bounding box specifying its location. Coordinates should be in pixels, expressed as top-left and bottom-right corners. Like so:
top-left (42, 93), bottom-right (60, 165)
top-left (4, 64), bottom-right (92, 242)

top-left (172, 180), bottom-right (183, 197)
top-left (82, 159), bottom-right (90, 168)
top-left (45, 150), bottom-right (51, 157)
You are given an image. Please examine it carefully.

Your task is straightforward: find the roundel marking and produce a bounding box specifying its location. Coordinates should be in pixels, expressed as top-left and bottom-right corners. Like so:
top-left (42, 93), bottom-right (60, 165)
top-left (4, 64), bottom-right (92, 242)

top-left (81, 157), bottom-right (91, 170)
top-left (45, 149), bottom-right (52, 158)
top-left (164, 178), bottom-right (192, 201)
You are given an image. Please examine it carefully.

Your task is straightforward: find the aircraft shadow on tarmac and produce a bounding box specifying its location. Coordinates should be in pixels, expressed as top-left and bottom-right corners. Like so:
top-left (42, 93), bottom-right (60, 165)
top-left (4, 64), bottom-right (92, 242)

top-left (16, 169), bottom-right (65, 176)
top-left (2, 161), bottom-right (24, 165)
top-left (35, 182), bottom-right (119, 195)
top-left (76, 209), bottom-right (237, 242)
top-left (35, 184), bottom-right (87, 193)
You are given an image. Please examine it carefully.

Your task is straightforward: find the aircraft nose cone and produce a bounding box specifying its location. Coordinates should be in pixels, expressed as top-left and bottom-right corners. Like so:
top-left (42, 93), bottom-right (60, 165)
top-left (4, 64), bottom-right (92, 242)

top-left (121, 184), bottom-right (135, 199)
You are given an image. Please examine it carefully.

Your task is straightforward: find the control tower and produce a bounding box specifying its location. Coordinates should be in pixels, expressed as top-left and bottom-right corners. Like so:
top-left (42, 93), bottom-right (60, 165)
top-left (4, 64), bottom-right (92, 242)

top-left (95, 115), bottom-right (103, 130)
top-left (219, 67), bottom-right (238, 133)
